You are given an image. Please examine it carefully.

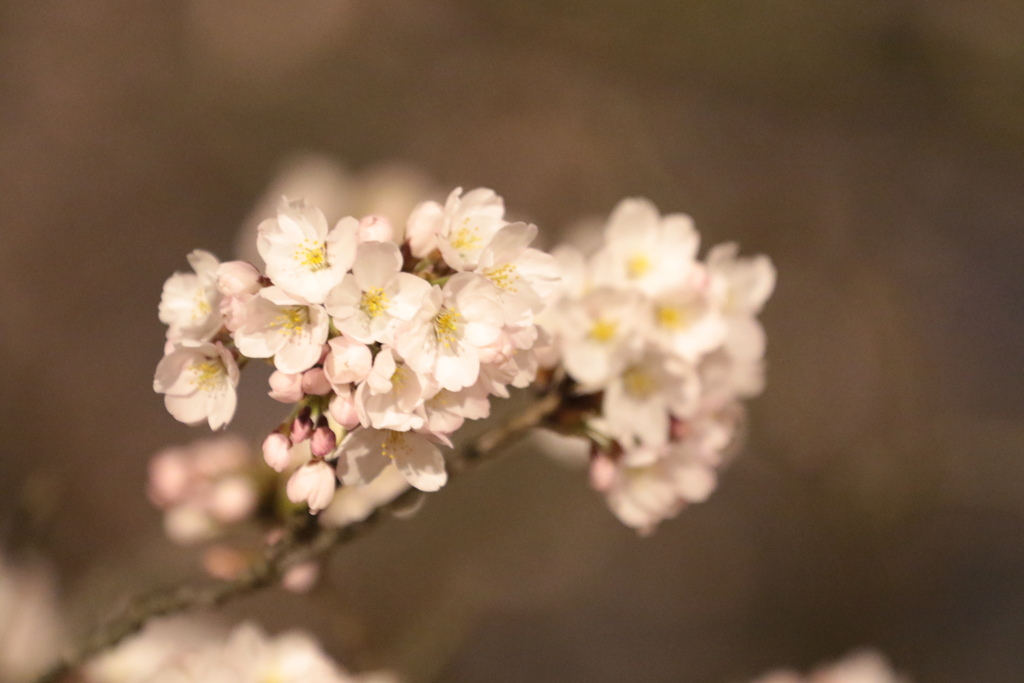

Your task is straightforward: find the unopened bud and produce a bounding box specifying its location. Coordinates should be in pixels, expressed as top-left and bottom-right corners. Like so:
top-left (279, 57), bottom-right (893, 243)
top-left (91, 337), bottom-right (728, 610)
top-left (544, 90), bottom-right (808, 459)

top-left (286, 460), bottom-right (336, 513)
top-left (301, 368), bottom-right (332, 396)
top-left (262, 432), bottom-right (292, 472)
top-left (291, 410), bottom-right (314, 442)
top-left (216, 261), bottom-right (262, 297)
top-left (328, 389), bottom-right (360, 429)
top-left (268, 371), bottom-right (304, 403)
top-left (310, 425), bottom-right (337, 458)
top-left (357, 215), bottom-right (394, 243)
top-left (282, 561), bottom-right (320, 593)
top-left (589, 453), bottom-right (617, 492)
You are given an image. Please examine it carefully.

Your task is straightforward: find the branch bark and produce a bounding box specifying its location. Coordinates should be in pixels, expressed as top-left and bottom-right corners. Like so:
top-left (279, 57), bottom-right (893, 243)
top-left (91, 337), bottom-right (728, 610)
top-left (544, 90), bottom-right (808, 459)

top-left (34, 393), bottom-right (559, 683)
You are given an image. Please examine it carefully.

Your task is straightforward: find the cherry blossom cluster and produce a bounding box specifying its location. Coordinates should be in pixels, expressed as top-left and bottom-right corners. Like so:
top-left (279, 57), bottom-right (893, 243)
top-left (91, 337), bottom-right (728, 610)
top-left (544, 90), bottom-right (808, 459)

top-left (87, 620), bottom-right (396, 683)
top-left (154, 188), bottom-right (559, 513)
top-left (539, 198), bottom-right (775, 533)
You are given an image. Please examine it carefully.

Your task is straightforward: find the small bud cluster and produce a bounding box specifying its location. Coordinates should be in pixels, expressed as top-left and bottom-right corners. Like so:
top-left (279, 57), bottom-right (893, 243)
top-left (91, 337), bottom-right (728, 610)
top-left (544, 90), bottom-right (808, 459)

top-left (540, 198), bottom-right (776, 533)
top-left (155, 188), bottom-right (559, 512)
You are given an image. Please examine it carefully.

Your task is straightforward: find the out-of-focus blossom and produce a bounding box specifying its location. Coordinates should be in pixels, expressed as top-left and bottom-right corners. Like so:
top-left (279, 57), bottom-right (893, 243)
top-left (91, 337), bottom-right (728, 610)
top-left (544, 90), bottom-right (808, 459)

top-left (0, 555), bottom-right (62, 683)
top-left (751, 650), bottom-right (908, 683)
top-left (540, 197), bottom-right (774, 532)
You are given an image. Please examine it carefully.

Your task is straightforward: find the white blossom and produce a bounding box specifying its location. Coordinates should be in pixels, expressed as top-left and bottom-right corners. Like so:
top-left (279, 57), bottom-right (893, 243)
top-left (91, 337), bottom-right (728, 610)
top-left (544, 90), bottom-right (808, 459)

top-left (407, 187), bottom-right (508, 270)
top-left (324, 240), bottom-right (431, 344)
top-left (338, 428), bottom-right (446, 492)
top-left (589, 197), bottom-right (699, 295)
top-left (256, 198), bottom-right (357, 304)
top-left (233, 287), bottom-right (329, 374)
top-left (354, 347), bottom-right (425, 431)
top-left (159, 250), bottom-right (223, 343)
top-left (394, 273), bottom-right (503, 392)
top-left (154, 341), bottom-right (239, 430)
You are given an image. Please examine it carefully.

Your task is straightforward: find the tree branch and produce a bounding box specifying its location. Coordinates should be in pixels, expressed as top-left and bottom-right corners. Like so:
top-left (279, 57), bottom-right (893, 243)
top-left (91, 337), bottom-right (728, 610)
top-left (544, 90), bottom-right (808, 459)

top-left (34, 393), bottom-right (560, 683)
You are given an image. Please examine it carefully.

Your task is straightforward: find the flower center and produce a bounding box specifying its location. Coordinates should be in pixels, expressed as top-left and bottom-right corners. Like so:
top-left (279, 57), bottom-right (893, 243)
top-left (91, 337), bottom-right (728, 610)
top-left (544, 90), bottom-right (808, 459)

top-left (390, 365), bottom-right (407, 389)
top-left (655, 304), bottom-right (696, 331)
top-left (296, 239), bottom-right (328, 271)
top-left (622, 366), bottom-right (656, 399)
top-left (190, 359), bottom-right (224, 392)
top-left (484, 263), bottom-right (518, 291)
top-left (588, 317), bottom-right (617, 343)
top-left (434, 307), bottom-right (461, 347)
top-left (192, 290), bottom-right (211, 322)
top-left (360, 287), bottom-right (389, 318)
top-left (380, 430), bottom-right (409, 460)
top-left (274, 306), bottom-right (309, 335)
top-left (450, 220), bottom-right (482, 254)
top-left (626, 252), bottom-right (651, 279)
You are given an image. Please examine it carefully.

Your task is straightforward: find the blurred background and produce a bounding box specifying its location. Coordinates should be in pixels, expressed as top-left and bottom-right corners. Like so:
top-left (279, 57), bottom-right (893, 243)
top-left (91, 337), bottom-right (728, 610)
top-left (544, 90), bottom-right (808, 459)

top-left (1, 1), bottom-right (1023, 681)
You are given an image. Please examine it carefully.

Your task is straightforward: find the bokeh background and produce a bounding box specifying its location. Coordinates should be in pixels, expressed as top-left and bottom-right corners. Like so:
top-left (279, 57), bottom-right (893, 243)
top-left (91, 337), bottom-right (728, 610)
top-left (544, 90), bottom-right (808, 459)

top-left (2, 1), bottom-right (1023, 681)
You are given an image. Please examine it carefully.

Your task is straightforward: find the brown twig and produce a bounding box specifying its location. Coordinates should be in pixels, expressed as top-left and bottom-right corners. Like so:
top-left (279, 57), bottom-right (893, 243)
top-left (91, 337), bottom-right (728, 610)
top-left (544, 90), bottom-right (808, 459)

top-left (34, 393), bottom-right (560, 683)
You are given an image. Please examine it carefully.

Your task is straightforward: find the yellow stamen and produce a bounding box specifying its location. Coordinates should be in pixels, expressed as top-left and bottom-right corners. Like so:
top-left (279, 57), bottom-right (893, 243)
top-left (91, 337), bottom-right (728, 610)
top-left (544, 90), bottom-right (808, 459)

top-left (295, 239), bottom-right (328, 271)
top-left (434, 307), bottom-right (461, 347)
top-left (380, 430), bottom-right (407, 461)
top-left (450, 219), bottom-right (481, 254)
top-left (273, 306), bottom-right (309, 335)
top-left (622, 366), bottom-right (656, 399)
top-left (192, 291), bottom-right (211, 321)
top-left (484, 263), bottom-right (518, 291)
top-left (656, 304), bottom-right (695, 331)
top-left (360, 287), bottom-right (389, 318)
top-left (626, 252), bottom-right (651, 279)
top-left (190, 360), bottom-right (224, 391)
top-left (588, 318), bottom-right (617, 343)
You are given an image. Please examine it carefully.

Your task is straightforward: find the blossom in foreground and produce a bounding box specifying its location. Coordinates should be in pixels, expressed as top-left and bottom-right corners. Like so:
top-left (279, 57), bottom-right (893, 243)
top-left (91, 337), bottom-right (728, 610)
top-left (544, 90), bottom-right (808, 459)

top-left (90, 620), bottom-right (396, 683)
top-left (0, 554), bottom-right (63, 683)
top-left (751, 650), bottom-right (907, 683)
top-left (155, 187), bottom-right (559, 502)
top-left (540, 197), bottom-right (774, 532)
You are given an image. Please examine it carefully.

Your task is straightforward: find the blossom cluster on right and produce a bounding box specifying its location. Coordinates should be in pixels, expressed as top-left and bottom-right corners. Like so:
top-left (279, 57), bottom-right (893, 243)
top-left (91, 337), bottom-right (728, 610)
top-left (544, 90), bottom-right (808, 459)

top-left (540, 198), bottom-right (775, 532)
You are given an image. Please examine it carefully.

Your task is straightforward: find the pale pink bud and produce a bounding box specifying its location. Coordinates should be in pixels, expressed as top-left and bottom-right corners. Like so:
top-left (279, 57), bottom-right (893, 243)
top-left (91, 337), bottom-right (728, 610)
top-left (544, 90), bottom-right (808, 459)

top-left (310, 426), bottom-right (337, 458)
top-left (324, 337), bottom-right (372, 387)
top-left (301, 368), bottom-right (332, 396)
top-left (281, 561), bottom-right (320, 593)
top-left (291, 411), bottom-right (314, 442)
top-left (328, 388), bottom-right (360, 429)
top-left (220, 296), bottom-right (248, 332)
top-left (148, 449), bottom-right (191, 507)
top-left (164, 505), bottom-right (217, 545)
top-left (356, 215), bottom-right (394, 243)
top-left (262, 433), bottom-right (292, 472)
top-left (286, 460), bottom-right (337, 513)
top-left (268, 371), bottom-right (304, 403)
top-left (209, 476), bottom-right (258, 524)
top-left (216, 261), bottom-right (261, 297)
top-left (589, 454), bottom-right (618, 492)
top-left (406, 200), bottom-right (442, 257)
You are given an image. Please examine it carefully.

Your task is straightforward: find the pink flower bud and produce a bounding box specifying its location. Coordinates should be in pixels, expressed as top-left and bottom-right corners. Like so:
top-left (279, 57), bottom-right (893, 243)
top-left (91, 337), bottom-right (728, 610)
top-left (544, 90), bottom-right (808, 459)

top-left (209, 476), bottom-right (258, 524)
top-left (356, 215), bottom-right (394, 243)
top-left (268, 371), bottom-right (304, 403)
top-left (328, 388), bottom-right (360, 429)
top-left (310, 425), bottom-right (337, 458)
top-left (286, 461), bottom-right (337, 513)
top-left (291, 411), bottom-right (314, 443)
top-left (589, 454), bottom-right (618, 492)
top-left (301, 368), bottom-right (332, 396)
top-left (281, 561), bottom-right (320, 593)
top-left (262, 433), bottom-right (292, 472)
top-left (148, 449), bottom-right (191, 507)
top-left (216, 261), bottom-right (262, 296)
